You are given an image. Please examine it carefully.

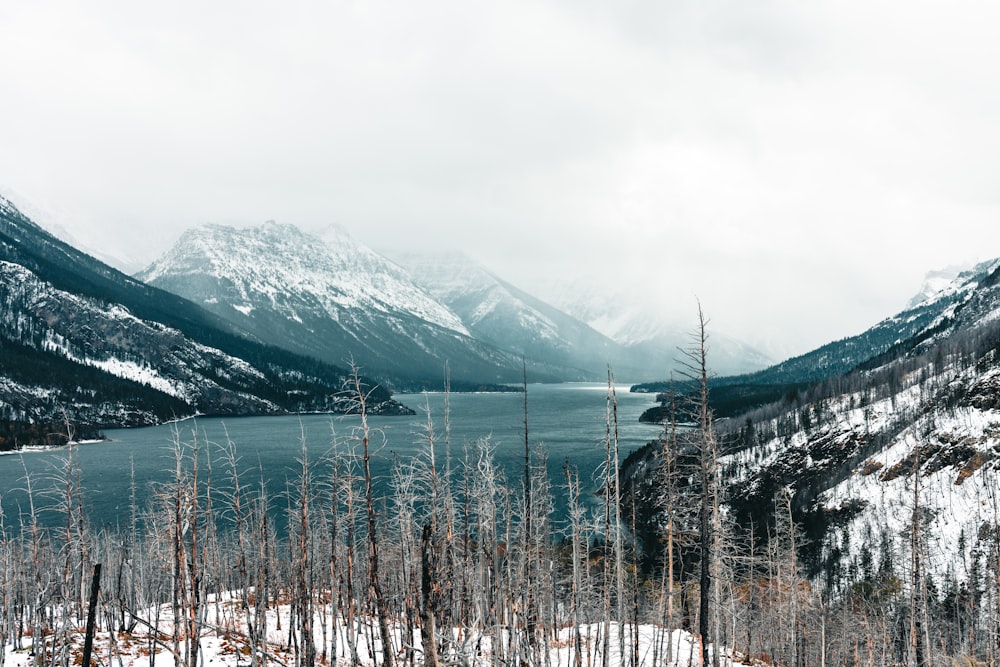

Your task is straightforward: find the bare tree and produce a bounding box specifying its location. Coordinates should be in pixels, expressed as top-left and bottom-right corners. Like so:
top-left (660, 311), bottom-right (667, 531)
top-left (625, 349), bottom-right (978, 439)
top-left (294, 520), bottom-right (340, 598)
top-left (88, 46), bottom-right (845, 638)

top-left (565, 461), bottom-right (589, 667)
top-left (677, 302), bottom-right (718, 667)
top-left (909, 450), bottom-right (929, 667)
top-left (344, 366), bottom-right (394, 667)
top-left (658, 376), bottom-right (681, 665)
top-left (290, 434), bottom-right (316, 667)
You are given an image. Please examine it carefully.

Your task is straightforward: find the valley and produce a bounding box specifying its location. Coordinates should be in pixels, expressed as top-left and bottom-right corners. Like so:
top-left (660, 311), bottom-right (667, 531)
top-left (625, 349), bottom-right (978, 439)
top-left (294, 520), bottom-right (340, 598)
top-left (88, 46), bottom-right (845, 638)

top-left (2, 192), bottom-right (1000, 664)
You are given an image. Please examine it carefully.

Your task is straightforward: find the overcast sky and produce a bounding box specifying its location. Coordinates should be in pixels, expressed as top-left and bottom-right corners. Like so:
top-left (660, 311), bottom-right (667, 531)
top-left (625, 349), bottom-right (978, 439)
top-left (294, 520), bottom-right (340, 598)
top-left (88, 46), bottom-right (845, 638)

top-left (2, 1), bottom-right (999, 359)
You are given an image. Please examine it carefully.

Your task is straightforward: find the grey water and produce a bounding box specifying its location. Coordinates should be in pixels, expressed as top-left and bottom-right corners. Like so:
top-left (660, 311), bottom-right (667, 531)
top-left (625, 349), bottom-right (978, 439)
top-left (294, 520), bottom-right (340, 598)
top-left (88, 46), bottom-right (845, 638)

top-left (0, 383), bottom-right (662, 533)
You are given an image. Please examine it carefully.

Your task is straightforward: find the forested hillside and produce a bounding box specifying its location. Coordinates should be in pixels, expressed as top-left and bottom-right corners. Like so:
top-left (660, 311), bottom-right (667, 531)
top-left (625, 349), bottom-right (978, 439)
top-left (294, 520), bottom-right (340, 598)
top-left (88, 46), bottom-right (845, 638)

top-left (624, 275), bottom-right (1000, 665)
top-left (634, 258), bottom-right (1000, 421)
top-left (0, 197), bottom-right (407, 446)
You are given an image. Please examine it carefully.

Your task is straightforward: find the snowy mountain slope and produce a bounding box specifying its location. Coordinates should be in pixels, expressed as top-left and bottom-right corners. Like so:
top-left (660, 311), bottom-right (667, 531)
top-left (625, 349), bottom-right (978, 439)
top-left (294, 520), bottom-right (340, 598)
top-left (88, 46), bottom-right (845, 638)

top-left (394, 251), bottom-right (631, 379)
top-left (719, 323), bottom-right (1000, 591)
top-left (906, 264), bottom-right (968, 309)
top-left (623, 255), bottom-right (1000, 610)
top-left (138, 223), bottom-right (570, 385)
top-left (140, 222), bottom-right (469, 336)
top-left (0, 259), bottom-right (279, 415)
top-left (884, 258), bottom-right (1000, 357)
top-left (740, 258), bottom-right (1000, 387)
top-left (634, 258), bottom-right (1000, 407)
top-left (0, 196), bottom-right (405, 441)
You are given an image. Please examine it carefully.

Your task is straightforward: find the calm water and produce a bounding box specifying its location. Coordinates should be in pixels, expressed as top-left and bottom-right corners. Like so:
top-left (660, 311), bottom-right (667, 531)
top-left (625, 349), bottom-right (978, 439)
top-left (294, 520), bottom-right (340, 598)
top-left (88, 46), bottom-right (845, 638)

top-left (0, 383), bottom-right (661, 532)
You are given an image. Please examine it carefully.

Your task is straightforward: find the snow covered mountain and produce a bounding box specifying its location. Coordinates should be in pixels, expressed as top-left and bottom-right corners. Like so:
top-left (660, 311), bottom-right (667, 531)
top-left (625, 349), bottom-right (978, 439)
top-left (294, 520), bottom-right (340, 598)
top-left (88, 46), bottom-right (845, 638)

top-left (888, 258), bottom-right (1000, 352)
top-left (626, 256), bottom-right (1000, 607)
top-left (0, 196), bottom-right (406, 444)
top-left (139, 221), bottom-right (467, 334)
top-left (738, 258), bottom-right (1000, 387)
top-left (393, 251), bottom-right (642, 379)
top-left (636, 257), bottom-right (1000, 405)
top-left (137, 223), bottom-right (570, 385)
top-left (396, 251), bottom-right (777, 382)
top-left (906, 264), bottom-right (968, 309)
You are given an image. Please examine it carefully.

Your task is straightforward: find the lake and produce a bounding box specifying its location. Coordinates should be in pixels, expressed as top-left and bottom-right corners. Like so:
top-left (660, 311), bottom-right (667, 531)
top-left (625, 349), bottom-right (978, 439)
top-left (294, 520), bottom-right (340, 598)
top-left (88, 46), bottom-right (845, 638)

top-left (0, 382), bottom-right (662, 532)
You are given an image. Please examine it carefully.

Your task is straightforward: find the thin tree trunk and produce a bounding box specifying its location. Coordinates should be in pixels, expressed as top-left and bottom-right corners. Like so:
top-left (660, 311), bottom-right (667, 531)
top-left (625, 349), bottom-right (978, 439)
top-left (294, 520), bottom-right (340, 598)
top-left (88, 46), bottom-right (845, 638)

top-left (351, 369), bottom-right (395, 667)
top-left (910, 452), bottom-right (928, 667)
top-left (420, 524), bottom-right (440, 667)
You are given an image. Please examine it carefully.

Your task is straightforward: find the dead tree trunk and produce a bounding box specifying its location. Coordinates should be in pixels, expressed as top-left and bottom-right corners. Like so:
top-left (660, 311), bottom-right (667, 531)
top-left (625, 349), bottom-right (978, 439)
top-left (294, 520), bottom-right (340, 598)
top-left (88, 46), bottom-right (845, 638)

top-left (420, 524), bottom-right (440, 667)
top-left (347, 368), bottom-right (395, 667)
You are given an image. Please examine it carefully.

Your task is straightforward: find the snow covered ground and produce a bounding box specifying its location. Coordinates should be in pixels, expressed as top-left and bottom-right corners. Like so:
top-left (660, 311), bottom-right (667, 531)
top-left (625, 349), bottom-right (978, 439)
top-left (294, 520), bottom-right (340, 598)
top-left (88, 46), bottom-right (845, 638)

top-left (2, 594), bottom-right (755, 667)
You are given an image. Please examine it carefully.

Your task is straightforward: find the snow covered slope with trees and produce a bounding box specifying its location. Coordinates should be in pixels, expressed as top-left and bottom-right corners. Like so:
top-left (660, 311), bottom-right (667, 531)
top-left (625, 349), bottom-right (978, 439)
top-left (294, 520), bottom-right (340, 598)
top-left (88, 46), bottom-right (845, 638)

top-left (624, 258), bottom-right (1000, 663)
top-left (395, 251), bottom-right (639, 379)
top-left (741, 258), bottom-right (1000, 385)
top-left (0, 197), bottom-right (405, 444)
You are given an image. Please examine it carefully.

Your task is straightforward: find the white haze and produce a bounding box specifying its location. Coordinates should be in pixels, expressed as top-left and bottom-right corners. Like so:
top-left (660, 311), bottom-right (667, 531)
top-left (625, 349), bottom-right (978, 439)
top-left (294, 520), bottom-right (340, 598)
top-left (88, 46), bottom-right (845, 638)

top-left (1, 1), bottom-right (999, 358)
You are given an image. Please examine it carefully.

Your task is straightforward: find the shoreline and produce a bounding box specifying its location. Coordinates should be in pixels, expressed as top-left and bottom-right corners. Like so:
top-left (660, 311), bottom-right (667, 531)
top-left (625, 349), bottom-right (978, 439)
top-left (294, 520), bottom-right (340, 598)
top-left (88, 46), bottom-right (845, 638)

top-left (0, 437), bottom-right (109, 455)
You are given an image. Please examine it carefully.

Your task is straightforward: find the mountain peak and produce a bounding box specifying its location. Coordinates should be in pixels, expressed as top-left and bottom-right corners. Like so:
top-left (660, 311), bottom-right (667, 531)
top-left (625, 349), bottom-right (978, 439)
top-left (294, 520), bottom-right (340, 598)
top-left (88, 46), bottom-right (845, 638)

top-left (906, 264), bottom-right (970, 309)
top-left (140, 220), bottom-right (470, 335)
top-left (905, 258), bottom-right (1000, 310)
top-left (0, 194), bottom-right (19, 218)
top-left (311, 223), bottom-right (354, 245)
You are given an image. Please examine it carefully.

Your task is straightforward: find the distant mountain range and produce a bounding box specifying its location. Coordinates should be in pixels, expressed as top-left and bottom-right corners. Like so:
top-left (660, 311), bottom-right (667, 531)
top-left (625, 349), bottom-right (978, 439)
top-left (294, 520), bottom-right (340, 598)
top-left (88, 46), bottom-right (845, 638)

top-left (138, 223), bottom-right (588, 386)
top-left (136, 222), bottom-right (773, 386)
